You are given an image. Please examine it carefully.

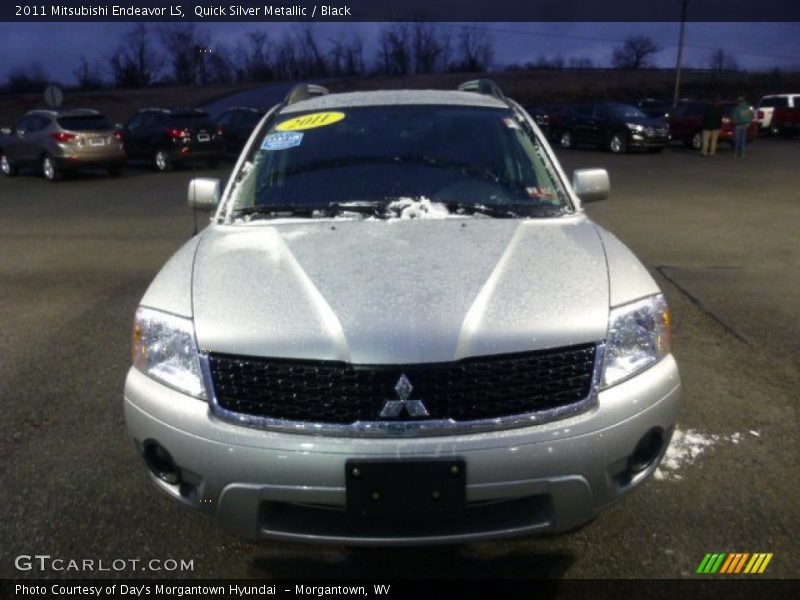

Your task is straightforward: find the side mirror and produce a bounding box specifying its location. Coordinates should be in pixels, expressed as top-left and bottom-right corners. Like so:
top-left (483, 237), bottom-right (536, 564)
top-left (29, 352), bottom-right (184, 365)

top-left (188, 177), bottom-right (221, 211)
top-left (572, 168), bottom-right (609, 203)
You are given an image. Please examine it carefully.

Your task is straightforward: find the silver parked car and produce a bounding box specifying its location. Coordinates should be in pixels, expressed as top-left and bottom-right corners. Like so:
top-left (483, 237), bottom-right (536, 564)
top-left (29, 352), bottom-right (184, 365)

top-left (124, 81), bottom-right (680, 545)
top-left (0, 109), bottom-right (125, 181)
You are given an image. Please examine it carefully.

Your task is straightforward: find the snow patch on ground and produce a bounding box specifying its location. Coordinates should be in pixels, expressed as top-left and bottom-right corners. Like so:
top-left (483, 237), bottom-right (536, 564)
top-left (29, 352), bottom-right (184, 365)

top-left (654, 427), bottom-right (751, 481)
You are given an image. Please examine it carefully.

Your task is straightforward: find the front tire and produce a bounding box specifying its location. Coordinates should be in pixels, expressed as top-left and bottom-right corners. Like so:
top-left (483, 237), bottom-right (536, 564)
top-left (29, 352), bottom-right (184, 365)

top-left (42, 154), bottom-right (62, 182)
top-left (608, 132), bottom-right (627, 154)
top-left (691, 131), bottom-right (703, 151)
top-left (559, 130), bottom-right (573, 149)
top-left (154, 149), bottom-right (173, 172)
top-left (108, 165), bottom-right (123, 177)
top-left (1, 153), bottom-right (18, 176)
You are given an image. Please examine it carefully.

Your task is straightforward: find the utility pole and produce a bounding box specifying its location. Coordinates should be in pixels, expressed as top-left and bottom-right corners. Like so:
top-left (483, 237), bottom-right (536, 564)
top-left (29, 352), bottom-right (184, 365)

top-left (672, 0), bottom-right (688, 107)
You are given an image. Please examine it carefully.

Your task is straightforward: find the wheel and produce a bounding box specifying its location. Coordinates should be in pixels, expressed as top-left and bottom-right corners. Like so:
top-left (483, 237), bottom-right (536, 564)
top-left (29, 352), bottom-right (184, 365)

top-left (691, 131), bottom-right (703, 151)
top-left (154, 149), bottom-right (173, 172)
top-left (42, 154), bottom-right (62, 182)
top-left (0, 153), bottom-right (18, 176)
top-left (559, 130), bottom-right (573, 149)
top-left (648, 147), bottom-right (664, 153)
top-left (108, 165), bottom-right (123, 177)
top-left (608, 132), bottom-right (627, 154)
top-left (769, 124), bottom-right (780, 136)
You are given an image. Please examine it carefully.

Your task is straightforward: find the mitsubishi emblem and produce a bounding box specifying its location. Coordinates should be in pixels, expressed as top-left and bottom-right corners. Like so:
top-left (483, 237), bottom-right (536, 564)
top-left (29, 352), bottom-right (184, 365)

top-left (380, 374), bottom-right (429, 418)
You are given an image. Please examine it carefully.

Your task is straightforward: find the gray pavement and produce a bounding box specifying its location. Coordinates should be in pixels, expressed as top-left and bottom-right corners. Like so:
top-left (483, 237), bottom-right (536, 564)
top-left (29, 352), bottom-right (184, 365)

top-left (0, 138), bottom-right (798, 579)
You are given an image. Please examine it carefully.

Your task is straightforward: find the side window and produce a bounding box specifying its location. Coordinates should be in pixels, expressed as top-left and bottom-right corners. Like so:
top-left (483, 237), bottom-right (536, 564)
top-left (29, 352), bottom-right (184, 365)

top-left (127, 114), bottom-right (144, 130)
top-left (217, 112), bottom-right (235, 126)
top-left (28, 116), bottom-right (50, 132)
top-left (14, 116), bottom-right (31, 133)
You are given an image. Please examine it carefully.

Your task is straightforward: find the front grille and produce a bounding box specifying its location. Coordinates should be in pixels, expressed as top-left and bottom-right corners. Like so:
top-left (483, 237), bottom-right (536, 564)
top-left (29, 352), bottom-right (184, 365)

top-left (207, 343), bottom-right (597, 426)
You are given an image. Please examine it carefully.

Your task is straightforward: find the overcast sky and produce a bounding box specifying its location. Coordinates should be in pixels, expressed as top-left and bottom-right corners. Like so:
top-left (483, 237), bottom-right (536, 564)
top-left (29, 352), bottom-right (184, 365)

top-left (0, 22), bottom-right (797, 84)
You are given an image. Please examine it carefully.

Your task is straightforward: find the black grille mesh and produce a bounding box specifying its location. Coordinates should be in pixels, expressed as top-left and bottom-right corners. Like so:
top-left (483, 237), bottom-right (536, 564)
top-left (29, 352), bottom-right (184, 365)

top-left (208, 344), bottom-right (596, 424)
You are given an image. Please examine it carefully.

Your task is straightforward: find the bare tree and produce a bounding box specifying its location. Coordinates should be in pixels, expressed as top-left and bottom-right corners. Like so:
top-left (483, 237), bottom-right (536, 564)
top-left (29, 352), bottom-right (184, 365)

top-left (205, 44), bottom-right (236, 84)
top-left (108, 25), bottom-right (161, 88)
top-left (329, 36), bottom-right (365, 76)
top-left (4, 62), bottom-right (49, 94)
top-left (412, 22), bottom-right (448, 74)
top-left (294, 24), bottom-right (328, 78)
top-left (241, 31), bottom-right (273, 81)
top-left (611, 35), bottom-right (661, 69)
top-left (73, 56), bottom-right (104, 90)
top-left (568, 56), bottom-right (594, 69)
top-left (707, 48), bottom-right (739, 73)
top-left (378, 23), bottom-right (413, 76)
top-left (454, 25), bottom-right (493, 72)
top-left (159, 24), bottom-right (212, 85)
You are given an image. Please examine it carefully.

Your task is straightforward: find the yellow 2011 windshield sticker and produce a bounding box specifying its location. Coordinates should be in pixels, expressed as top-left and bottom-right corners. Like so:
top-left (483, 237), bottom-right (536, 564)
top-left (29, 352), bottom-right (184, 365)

top-left (275, 111), bottom-right (345, 131)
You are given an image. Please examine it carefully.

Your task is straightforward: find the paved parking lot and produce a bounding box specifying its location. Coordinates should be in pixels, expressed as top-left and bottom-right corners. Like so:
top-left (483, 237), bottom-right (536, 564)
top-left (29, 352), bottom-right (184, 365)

top-left (1, 138), bottom-right (798, 579)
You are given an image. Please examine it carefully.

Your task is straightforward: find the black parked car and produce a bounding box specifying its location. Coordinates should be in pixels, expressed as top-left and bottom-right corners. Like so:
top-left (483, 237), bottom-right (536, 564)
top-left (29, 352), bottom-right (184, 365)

top-left (630, 98), bottom-right (675, 119)
top-left (123, 107), bottom-right (223, 171)
top-left (558, 103), bottom-right (670, 154)
top-left (214, 107), bottom-right (264, 155)
top-left (523, 106), bottom-right (550, 137)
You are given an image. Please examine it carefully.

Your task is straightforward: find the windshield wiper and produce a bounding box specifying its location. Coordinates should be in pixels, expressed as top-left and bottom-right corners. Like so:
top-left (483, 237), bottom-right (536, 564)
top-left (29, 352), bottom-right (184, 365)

top-left (446, 201), bottom-right (566, 219)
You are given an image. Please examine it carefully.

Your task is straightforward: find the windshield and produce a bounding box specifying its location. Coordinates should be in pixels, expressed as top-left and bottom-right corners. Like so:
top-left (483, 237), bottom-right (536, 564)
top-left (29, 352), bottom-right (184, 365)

top-left (57, 115), bottom-right (113, 131)
top-left (223, 104), bottom-right (571, 222)
top-left (606, 104), bottom-right (647, 119)
top-left (169, 113), bottom-right (212, 127)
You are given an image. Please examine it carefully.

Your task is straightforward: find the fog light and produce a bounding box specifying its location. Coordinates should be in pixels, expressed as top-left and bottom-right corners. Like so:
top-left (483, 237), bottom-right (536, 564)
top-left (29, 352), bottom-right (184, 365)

top-left (629, 428), bottom-right (664, 473)
top-left (143, 440), bottom-right (180, 484)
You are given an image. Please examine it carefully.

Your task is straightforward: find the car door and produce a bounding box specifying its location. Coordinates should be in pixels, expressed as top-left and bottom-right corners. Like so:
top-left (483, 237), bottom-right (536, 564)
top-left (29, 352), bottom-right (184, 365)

top-left (6, 116), bottom-right (33, 163)
top-left (589, 105), bottom-right (610, 146)
top-left (28, 115), bottom-right (53, 162)
top-left (123, 113), bottom-right (148, 158)
top-left (568, 105), bottom-right (593, 144)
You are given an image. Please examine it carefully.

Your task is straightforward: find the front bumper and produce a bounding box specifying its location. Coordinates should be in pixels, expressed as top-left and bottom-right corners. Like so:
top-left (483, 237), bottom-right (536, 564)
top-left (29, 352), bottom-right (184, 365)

top-left (628, 134), bottom-right (669, 148)
top-left (124, 356), bottom-right (680, 545)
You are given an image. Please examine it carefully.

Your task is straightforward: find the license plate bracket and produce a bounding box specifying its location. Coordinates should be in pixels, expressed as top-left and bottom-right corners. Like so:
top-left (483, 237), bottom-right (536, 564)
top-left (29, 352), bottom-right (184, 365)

top-left (345, 459), bottom-right (466, 519)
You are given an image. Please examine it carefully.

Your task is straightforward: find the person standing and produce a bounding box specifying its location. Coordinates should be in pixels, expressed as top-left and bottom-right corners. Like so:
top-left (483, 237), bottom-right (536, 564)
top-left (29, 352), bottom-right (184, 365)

top-left (701, 99), bottom-right (723, 156)
top-left (731, 96), bottom-right (754, 157)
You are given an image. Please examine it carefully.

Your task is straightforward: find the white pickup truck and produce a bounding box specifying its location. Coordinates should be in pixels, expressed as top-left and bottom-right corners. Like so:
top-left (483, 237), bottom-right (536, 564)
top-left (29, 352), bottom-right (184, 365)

top-left (756, 94), bottom-right (800, 135)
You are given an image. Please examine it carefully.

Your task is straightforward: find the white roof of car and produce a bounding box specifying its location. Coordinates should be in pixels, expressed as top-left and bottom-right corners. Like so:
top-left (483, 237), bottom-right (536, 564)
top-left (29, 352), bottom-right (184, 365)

top-left (281, 90), bottom-right (509, 114)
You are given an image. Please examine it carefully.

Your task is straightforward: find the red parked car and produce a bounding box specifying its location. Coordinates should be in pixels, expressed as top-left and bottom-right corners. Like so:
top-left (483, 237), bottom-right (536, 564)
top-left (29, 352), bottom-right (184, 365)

top-left (771, 105), bottom-right (800, 139)
top-left (668, 101), bottom-right (757, 150)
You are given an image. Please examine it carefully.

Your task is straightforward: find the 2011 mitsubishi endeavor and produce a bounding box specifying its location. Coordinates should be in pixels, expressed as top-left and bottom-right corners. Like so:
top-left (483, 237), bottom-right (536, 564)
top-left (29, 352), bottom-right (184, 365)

top-left (124, 81), bottom-right (681, 545)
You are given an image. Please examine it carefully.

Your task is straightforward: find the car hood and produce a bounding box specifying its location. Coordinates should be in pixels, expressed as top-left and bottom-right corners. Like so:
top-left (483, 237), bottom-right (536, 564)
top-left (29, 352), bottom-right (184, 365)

top-left (191, 216), bottom-right (611, 364)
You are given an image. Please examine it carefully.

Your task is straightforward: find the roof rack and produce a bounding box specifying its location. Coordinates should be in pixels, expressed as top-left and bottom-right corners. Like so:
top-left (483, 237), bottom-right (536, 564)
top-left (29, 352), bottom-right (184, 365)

top-left (457, 79), bottom-right (505, 99)
top-left (284, 83), bottom-right (329, 105)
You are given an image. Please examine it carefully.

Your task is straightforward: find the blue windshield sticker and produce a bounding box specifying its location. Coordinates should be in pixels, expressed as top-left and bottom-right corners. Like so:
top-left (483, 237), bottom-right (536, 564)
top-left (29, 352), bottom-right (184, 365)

top-left (262, 131), bottom-right (304, 150)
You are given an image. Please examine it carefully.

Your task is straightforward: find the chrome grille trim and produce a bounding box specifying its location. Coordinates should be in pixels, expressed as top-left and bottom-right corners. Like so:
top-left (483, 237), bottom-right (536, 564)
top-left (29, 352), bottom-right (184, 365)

top-left (201, 343), bottom-right (605, 438)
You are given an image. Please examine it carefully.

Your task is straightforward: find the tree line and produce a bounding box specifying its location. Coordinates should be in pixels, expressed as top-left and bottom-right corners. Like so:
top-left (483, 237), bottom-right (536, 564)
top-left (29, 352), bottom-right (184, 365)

top-left (3, 23), bottom-right (493, 93)
top-left (3, 25), bottom-right (742, 94)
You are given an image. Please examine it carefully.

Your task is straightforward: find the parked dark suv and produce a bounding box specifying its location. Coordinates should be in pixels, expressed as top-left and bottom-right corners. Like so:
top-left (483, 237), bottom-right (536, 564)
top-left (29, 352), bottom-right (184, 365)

top-left (123, 108), bottom-right (223, 171)
top-left (214, 107), bottom-right (264, 155)
top-left (558, 103), bottom-right (670, 153)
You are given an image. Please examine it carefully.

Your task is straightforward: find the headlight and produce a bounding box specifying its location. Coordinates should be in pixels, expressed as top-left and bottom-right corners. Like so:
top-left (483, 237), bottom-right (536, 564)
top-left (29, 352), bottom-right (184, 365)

top-left (626, 123), bottom-right (645, 132)
top-left (602, 294), bottom-right (671, 388)
top-left (132, 307), bottom-right (206, 398)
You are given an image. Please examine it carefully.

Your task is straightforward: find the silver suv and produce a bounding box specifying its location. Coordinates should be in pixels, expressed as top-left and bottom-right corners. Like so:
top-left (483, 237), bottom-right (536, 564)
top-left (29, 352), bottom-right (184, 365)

top-left (0, 109), bottom-right (125, 181)
top-left (124, 81), bottom-right (680, 545)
